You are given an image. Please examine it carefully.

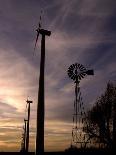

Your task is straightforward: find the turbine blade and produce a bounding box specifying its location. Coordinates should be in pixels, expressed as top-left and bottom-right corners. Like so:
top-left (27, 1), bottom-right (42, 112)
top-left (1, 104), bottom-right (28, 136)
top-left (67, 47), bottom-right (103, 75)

top-left (34, 31), bottom-right (39, 51)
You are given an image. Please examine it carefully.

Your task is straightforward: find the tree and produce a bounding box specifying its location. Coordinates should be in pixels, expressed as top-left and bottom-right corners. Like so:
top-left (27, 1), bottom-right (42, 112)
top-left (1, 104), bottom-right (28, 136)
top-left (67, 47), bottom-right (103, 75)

top-left (84, 82), bottom-right (116, 149)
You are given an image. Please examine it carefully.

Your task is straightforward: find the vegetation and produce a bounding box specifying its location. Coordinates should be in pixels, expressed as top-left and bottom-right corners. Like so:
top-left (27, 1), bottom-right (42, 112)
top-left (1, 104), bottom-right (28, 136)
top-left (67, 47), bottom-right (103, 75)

top-left (84, 82), bottom-right (116, 149)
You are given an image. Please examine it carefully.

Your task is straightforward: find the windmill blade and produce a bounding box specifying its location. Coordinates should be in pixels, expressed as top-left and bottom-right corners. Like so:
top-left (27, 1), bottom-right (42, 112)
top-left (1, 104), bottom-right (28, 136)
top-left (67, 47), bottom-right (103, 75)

top-left (39, 10), bottom-right (43, 27)
top-left (39, 22), bottom-right (41, 29)
top-left (34, 10), bottom-right (43, 51)
top-left (34, 30), bottom-right (40, 51)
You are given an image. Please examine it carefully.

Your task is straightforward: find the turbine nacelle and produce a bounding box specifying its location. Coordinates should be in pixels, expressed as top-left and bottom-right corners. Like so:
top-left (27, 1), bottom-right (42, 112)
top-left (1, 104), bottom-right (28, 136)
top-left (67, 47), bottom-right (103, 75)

top-left (26, 99), bottom-right (33, 104)
top-left (36, 28), bottom-right (51, 36)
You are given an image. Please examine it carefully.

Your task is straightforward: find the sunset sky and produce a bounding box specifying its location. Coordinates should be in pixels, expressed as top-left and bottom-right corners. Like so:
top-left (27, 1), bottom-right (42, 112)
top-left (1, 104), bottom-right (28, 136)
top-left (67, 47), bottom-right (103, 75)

top-left (0, 0), bottom-right (116, 152)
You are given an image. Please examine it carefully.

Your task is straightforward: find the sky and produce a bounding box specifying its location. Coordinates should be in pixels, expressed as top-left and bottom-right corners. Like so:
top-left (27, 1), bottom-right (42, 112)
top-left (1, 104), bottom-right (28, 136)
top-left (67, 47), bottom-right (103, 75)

top-left (0, 0), bottom-right (116, 152)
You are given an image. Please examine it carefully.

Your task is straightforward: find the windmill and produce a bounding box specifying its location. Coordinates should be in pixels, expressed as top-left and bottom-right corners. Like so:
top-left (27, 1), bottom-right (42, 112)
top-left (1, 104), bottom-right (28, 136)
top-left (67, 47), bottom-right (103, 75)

top-left (34, 11), bottom-right (51, 154)
top-left (67, 63), bottom-right (94, 149)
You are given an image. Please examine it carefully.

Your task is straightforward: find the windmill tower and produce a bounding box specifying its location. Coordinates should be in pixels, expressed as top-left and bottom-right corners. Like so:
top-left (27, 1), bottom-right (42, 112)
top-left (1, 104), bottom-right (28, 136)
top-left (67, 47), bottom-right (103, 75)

top-left (67, 63), bottom-right (94, 148)
top-left (34, 12), bottom-right (51, 154)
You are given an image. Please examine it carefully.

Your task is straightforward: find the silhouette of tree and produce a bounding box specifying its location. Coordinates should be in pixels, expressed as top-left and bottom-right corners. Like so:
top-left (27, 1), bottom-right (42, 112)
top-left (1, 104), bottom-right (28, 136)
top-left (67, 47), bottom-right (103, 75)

top-left (84, 82), bottom-right (116, 149)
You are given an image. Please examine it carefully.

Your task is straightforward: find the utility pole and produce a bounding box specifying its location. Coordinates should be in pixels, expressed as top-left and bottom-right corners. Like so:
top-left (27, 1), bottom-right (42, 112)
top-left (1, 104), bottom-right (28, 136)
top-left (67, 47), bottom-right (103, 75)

top-left (26, 99), bottom-right (33, 152)
top-left (35, 29), bottom-right (51, 155)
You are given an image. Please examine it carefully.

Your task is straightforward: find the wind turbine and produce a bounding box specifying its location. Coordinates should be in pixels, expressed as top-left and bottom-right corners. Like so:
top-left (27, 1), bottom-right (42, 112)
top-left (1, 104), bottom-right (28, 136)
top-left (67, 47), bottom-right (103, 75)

top-left (34, 12), bottom-right (51, 155)
top-left (25, 99), bottom-right (33, 152)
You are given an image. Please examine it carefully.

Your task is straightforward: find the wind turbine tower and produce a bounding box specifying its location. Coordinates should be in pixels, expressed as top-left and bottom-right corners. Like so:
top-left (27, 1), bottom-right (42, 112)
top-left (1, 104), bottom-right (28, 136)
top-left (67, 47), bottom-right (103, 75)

top-left (20, 119), bottom-right (27, 152)
top-left (34, 13), bottom-right (51, 154)
top-left (26, 99), bottom-right (33, 152)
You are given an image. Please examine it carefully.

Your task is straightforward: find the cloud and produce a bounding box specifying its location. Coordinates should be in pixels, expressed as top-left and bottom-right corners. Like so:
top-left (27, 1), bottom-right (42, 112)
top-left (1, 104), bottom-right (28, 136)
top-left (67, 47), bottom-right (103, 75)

top-left (45, 120), bottom-right (72, 151)
top-left (0, 47), bottom-right (38, 110)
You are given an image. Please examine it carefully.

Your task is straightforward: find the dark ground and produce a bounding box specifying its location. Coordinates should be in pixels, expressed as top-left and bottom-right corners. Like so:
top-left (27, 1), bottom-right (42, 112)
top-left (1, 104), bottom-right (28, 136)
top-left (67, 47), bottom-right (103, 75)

top-left (0, 149), bottom-right (115, 155)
